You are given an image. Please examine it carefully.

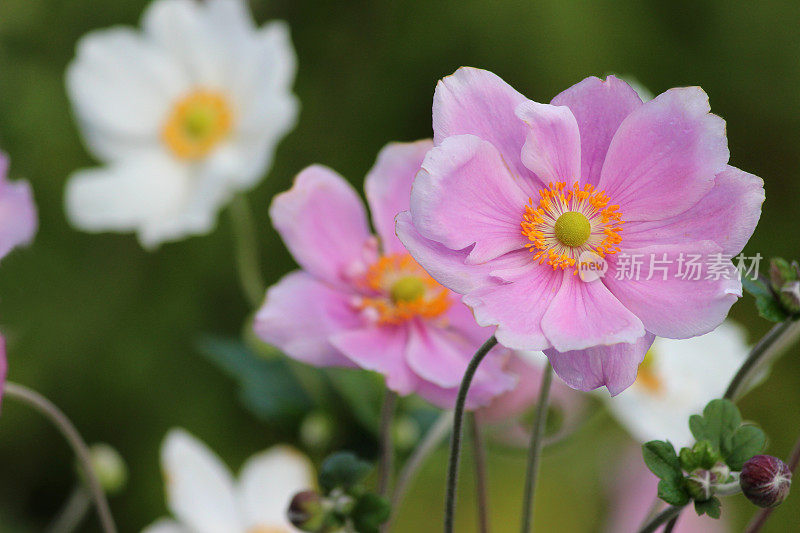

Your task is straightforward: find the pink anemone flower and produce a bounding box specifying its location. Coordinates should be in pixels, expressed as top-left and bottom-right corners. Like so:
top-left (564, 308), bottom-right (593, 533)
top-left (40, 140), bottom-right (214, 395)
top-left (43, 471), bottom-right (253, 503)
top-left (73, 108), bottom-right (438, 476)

top-left (0, 153), bottom-right (37, 261)
top-left (397, 68), bottom-right (764, 395)
top-left (254, 141), bottom-right (515, 409)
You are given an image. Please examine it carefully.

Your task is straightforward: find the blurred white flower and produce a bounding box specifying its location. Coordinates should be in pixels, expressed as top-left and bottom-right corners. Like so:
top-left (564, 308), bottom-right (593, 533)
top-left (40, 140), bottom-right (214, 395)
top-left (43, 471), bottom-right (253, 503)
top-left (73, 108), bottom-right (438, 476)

top-left (143, 429), bottom-right (315, 533)
top-left (604, 321), bottom-right (753, 448)
top-left (65, 0), bottom-right (298, 248)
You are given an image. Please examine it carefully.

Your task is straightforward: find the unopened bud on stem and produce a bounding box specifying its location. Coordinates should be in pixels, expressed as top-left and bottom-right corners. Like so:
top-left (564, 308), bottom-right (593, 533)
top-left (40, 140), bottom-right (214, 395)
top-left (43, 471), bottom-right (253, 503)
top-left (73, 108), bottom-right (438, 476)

top-left (740, 455), bottom-right (792, 508)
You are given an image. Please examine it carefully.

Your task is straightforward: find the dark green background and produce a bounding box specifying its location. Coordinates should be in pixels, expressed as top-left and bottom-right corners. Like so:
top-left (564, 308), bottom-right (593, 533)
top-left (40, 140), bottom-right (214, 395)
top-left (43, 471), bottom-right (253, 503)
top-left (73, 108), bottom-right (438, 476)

top-left (1, 0), bottom-right (799, 531)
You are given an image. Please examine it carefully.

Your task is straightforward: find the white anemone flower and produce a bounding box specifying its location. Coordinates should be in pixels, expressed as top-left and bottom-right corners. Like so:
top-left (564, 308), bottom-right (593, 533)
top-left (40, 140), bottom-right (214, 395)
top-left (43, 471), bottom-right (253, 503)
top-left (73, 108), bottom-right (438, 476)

top-left (143, 429), bottom-right (315, 533)
top-left (604, 321), bottom-right (753, 448)
top-left (65, 0), bottom-right (298, 248)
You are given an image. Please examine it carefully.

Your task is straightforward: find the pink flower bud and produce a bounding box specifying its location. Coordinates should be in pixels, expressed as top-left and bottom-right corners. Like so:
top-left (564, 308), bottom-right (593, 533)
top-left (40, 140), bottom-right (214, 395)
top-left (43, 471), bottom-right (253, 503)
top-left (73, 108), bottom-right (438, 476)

top-left (740, 455), bottom-right (792, 508)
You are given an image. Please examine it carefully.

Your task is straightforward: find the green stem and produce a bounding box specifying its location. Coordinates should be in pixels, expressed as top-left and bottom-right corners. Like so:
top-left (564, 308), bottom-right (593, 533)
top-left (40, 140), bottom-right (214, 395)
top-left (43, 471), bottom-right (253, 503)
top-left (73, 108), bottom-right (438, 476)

top-left (519, 363), bottom-right (553, 533)
top-left (4, 383), bottom-right (117, 533)
top-left (637, 505), bottom-right (684, 533)
top-left (48, 486), bottom-right (91, 533)
top-left (444, 335), bottom-right (498, 533)
top-left (470, 413), bottom-right (491, 533)
top-left (228, 195), bottom-right (265, 308)
top-left (378, 391), bottom-right (397, 497)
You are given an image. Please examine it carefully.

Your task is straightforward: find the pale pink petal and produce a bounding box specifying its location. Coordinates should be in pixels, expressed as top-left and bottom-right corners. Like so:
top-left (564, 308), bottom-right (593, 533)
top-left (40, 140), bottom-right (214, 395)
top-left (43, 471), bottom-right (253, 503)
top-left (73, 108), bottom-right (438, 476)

top-left (541, 272), bottom-right (645, 352)
top-left (365, 140), bottom-right (433, 254)
top-left (0, 155), bottom-right (37, 260)
top-left (413, 360), bottom-right (516, 411)
top-left (254, 271), bottom-right (361, 368)
top-left (598, 87), bottom-right (729, 221)
top-left (463, 262), bottom-right (562, 351)
top-left (432, 67), bottom-right (537, 190)
top-left (270, 165), bottom-right (374, 287)
top-left (603, 242), bottom-right (741, 339)
top-left (405, 321), bottom-right (481, 389)
top-left (396, 211), bottom-right (494, 295)
top-left (330, 326), bottom-right (418, 395)
top-left (545, 332), bottom-right (655, 395)
top-left (440, 296), bottom-right (499, 347)
top-left (550, 75), bottom-right (642, 186)
top-left (622, 165), bottom-right (764, 256)
top-left (409, 135), bottom-right (529, 264)
top-left (516, 100), bottom-right (581, 183)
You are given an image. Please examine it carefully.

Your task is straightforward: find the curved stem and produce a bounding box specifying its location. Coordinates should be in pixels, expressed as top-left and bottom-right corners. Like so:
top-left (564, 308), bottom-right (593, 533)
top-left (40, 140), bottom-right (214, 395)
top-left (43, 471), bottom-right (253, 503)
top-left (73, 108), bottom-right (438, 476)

top-left (391, 411), bottom-right (453, 513)
top-left (4, 383), bottom-right (117, 533)
top-left (637, 505), bottom-right (683, 533)
top-left (470, 413), bottom-right (490, 533)
top-left (444, 335), bottom-right (497, 533)
top-left (48, 486), bottom-right (91, 533)
top-left (663, 515), bottom-right (679, 533)
top-left (228, 195), bottom-right (265, 308)
top-left (519, 363), bottom-right (553, 533)
top-left (725, 319), bottom-right (800, 401)
top-left (744, 428), bottom-right (800, 533)
top-left (377, 391), bottom-right (397, 497)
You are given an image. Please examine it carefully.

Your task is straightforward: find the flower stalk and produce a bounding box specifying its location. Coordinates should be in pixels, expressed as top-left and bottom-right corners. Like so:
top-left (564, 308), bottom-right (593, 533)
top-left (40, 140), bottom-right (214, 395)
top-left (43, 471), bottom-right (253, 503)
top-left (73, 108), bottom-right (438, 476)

top-left (228, 195), bottom-right (265, 308)
top-left (4, 382), bottom-right (117, 533)
top-left (377, 391), bottom-right (398, 498)
top-left (444, 335), bottom-right (497, 533)
top-left (520, 363), bottom-right (553, 533)
top-left (469, 413), bottom-right (491, 533)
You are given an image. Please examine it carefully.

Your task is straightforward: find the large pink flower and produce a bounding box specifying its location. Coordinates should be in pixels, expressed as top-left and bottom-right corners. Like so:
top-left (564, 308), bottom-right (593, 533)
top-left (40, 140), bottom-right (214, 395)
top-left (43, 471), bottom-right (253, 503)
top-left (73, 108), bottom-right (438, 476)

top-left (254, 141), bottom-right (515, 409)
top-left (0, 153), bottom-right (37, 261)
top-left (397, 68), bottom-right (764, 394)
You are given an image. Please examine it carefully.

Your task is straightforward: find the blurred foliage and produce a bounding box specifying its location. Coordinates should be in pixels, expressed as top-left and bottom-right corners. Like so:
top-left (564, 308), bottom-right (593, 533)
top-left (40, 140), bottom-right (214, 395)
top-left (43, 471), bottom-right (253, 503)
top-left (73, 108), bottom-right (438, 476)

top-left (0, 0), bottom-right (799, 531)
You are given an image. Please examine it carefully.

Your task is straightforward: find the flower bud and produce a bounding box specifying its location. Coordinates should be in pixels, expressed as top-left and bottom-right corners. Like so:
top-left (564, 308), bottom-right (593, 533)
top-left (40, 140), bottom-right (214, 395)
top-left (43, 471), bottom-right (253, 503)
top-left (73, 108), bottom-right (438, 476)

top-left (288, 490), bottom-right (326, 532)
top-left (81, 444), bottom-right (127, 495)
top-left (685, 469), bottom-right (713, 501)
top-left (710, 461), bottom-right (731, 484)
top-left (740, 455), bottom-right (792, 508)
top-left (769, 258), bottom-right (798, 292)
top-left (780, 281), bottom-right (800, 314)
top-left (392, 416), bottom-right (421, 452)
top-left (300, 411), bottom-right (335, 451)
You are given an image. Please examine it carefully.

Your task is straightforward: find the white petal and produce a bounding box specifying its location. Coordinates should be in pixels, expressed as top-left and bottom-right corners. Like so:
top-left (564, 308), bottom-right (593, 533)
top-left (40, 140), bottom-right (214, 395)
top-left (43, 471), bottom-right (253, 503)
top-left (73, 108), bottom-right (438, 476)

top-left (239, 446), bottom-right (315, 530)
top-left (141, 518), bottom-right (192, 533)
top-left (65, 153), bottom-right (188, 235)
top-left (66, 27), bottom-right (188, 161)
top-left (161, 429), bottom-right (243, 533)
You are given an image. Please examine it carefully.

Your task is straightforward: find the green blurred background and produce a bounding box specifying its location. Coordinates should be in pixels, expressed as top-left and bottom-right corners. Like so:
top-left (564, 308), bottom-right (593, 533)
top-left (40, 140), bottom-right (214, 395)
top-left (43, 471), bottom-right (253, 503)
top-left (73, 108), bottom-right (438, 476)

top-left (1, 0), bottom-right (800, 531)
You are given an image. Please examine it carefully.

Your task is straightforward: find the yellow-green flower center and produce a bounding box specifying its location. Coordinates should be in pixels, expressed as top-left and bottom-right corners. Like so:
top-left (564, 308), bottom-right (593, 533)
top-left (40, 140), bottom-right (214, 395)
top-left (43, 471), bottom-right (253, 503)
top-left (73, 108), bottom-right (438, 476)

top-left (554, 211), bottom-right (591, 247)
top-left (390, 276), bottom-right (426, 303)
top-left (162, 90), bottom-right (233, 160)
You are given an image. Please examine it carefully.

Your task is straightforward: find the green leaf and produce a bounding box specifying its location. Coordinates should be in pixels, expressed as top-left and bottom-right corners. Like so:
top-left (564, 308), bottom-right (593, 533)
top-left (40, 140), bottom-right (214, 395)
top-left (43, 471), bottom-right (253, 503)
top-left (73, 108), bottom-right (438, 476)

top-left (689, 400), bottom-right (741, 452)
top-left (694, 496), bottom-right (721, 519)
top-left (197, 336), bottom-right (312, 423)
top-left (657, 478), bottom-right (690, 506)
top-left (756, 295), bottom-right (789, 322)
top-left (319, 452), bottom-right (373, 492)
top-left (726, 425), bottom-right (767, 471)
top-left (742, 275), bottom-right (772, 299)
top-left (351, 493), bottom-right (391, 533)
top-left (642, 441), bottom-right (683, 482)
top-left (679, 447), bottom-right (700, 472)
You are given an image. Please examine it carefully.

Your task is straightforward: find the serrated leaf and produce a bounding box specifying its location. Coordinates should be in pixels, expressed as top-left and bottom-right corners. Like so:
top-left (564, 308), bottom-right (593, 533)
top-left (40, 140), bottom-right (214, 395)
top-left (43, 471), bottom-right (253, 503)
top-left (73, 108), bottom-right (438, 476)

top-left (352, 493), bottom-right (391, 533)
top-left (319, 452), bottom-right (373, 492)
top-left (756, 295), bottom-right (789, 322)
top-left (694, 496), bottom-right (721, 519)
top-left (657, 478), bottom-right (690, 506)
top-left (643, 441), bottom-right (683, 482)
top-left (690, 400), bottom-right (741, 452)
top-left (726, 425), bottom-right (767, 471)
top-left (197, 336), bottom-right (312, 423)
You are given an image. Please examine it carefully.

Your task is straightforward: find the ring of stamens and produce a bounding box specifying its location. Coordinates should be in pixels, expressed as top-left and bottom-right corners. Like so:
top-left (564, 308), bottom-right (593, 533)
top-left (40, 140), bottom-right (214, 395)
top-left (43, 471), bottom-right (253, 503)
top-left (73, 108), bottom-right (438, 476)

top-left (162, 89), bottom-right (233, 160)
top-left (521, 181), bottom-right (623, 272)
top-left (357, 253), bottom-right (451, 325)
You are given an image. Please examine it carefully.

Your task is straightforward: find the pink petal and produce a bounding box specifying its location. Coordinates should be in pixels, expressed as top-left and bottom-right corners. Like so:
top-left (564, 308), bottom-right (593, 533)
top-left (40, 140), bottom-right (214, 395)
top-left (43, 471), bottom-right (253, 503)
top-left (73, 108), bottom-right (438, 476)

top-left (545, 332), bottom-right (655, 395)
top-left (622, 165), bottom-right (764, 256)
top-left (413, 359), bottom-right (516, 411)
top-left (0, 155), bottom-right (37, 260)
top-left (270, 166), bottom-right (374, 287)
top-left (598, 87), bottom-right (729, 221)
top-left (463, 262), bottom-right (562, 351)
top-left (433, 67), bottom-right (538, 191)
top-left (550, 75), bottom-right (642, 186)
top-left (541, 272), bottom-right (645, 352)
top-left (405, 320), bottom-right (479, 389)
top-left (365, 140), bottom-right (433, 255)
top-left (254, 271), bottom-right (361, 368)
top-left (516, 100), bottom-right (581, 183)
top-left (395, 211), bottom-right (493, 295)
top-left (603, 242), bottom-right (741, 339)
top-left (409, 135), bottom-right (529, 264)
top-left (330, 325), bottom-right (418, 395)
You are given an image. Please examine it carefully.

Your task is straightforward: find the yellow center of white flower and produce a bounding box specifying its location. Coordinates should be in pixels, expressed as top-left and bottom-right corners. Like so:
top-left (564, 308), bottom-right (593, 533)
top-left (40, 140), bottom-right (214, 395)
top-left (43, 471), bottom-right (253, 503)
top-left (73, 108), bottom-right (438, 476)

top-left (162, 90), bottom-right (233, 160)
top-left (521, 181), bottom-right (623, 272)
top-left (357, 253), bottom-right (451, 325)
top-left (247, 527), bottom-right (289, 533)
top-left (637, 347), bottom-right (663, 393)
